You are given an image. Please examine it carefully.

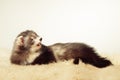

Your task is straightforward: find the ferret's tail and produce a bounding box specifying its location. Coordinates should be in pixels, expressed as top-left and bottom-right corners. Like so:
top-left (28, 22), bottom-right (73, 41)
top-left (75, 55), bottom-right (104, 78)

top-left (80, 48), bottom-right (112, 68)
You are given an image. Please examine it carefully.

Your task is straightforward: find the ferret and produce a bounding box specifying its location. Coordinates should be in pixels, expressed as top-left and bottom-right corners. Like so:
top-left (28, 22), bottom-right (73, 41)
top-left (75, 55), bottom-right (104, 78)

top-left (10, 30), bottom-right (112, 68)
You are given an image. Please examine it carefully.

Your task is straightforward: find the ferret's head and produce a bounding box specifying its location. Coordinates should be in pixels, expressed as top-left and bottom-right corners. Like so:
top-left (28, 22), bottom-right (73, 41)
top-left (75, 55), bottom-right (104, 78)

top-left (16, 30), bottom-right (42, 53)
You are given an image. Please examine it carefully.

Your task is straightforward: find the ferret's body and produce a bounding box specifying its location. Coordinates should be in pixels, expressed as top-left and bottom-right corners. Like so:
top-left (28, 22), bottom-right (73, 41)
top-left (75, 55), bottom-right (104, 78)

top-left (48, 43), bottom-right (112, 68)
top-left (49, 43), bottom-right (90, 61)
top-left (10, 30), bottom-right (112, 68)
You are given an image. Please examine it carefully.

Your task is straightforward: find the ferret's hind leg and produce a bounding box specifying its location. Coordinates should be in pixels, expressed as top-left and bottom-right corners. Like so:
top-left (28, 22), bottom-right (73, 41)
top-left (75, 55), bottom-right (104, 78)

top-left (73, 58), bottom-right (79, 64)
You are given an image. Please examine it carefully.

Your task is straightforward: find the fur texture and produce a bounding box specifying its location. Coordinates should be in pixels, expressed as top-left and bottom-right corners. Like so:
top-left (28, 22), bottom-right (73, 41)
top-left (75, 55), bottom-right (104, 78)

top-left (31, 44), bottom-right (56, 65)
top-left (10, 30), bottom-right (112, 68)
top-left (48, 43), bottom-right (112, 68)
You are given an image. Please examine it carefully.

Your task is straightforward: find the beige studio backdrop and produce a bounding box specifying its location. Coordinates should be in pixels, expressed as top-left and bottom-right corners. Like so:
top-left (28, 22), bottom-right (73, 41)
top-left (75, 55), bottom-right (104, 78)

top-left (0, 0), bottom-right (120, 54)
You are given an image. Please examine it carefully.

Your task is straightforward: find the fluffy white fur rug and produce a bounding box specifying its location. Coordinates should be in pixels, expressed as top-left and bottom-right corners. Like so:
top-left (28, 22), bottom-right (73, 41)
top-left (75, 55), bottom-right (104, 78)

top-left (0, 49), bottom-right (120, 80)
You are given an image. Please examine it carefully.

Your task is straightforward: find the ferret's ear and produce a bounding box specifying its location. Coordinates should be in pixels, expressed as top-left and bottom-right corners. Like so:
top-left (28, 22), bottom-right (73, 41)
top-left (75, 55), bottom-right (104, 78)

top-left (39, 37), bottom-right (42, 41)
top-left (16, 36), bottom-right (24, 45)
top-left (18, 36), bottom-right (24, 43)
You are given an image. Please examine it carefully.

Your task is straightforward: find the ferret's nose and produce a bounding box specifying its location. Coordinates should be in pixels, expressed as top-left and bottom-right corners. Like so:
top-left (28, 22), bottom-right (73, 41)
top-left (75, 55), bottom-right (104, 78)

top-left (36, 42), bottom-right (41, 46)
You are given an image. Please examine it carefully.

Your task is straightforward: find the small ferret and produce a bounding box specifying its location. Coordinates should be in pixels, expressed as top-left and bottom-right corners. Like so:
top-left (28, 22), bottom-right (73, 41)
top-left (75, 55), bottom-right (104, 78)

top-left (10, 30), bottom-right (112, 68)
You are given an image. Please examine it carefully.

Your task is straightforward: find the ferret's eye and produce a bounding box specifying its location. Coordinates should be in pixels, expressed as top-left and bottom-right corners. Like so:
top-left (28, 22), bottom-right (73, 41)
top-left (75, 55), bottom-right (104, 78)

top-left (31, 41), bottom-right (34, 45)
top-left (30, 37), bottom-right (34, 41)
top-left (30, 38), bottom-right (33, 41)
top-left (30, 37), bottom-right (34, 45)
top-left (39, 38), bottom-right (42, 41)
